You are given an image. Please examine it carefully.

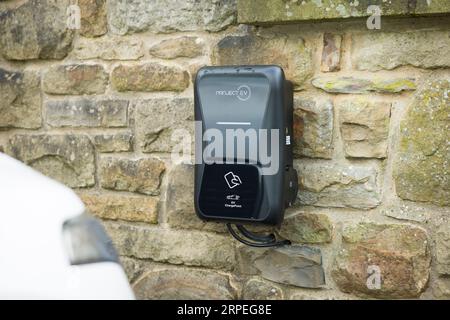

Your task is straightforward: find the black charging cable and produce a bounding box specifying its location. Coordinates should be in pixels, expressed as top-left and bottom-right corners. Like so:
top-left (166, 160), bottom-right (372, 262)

top-left (226, 223), bottom-right (291, 248)
top-left (236, 225), bottom-right (275, 242)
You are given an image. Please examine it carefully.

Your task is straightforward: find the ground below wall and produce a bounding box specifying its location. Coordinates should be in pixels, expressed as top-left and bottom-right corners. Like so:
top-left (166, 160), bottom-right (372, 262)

top-left (0, 0), bottom-right (449, 300)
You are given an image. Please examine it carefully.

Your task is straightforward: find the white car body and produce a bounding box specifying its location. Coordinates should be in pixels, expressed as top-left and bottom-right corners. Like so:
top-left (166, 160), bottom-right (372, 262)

top-left (0, 153), bottom-right (134, 299)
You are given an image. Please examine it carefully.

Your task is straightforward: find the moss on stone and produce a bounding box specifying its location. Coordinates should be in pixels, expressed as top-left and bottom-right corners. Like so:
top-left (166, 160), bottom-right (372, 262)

top-left (373, 78), bottom-right (416, 93)
top-left (238, 0), bottom-right (450, 24)
top-left (312, 76), bottom-right (416, 93)
top-left (279, 212), bottom-right (333, 244)
top-left (394, 75), bottom-right (449, 206)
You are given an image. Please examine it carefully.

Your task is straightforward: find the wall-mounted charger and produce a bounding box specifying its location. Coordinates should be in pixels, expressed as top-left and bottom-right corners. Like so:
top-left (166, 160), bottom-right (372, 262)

top-left (194, 65), bottom-right (298, 247)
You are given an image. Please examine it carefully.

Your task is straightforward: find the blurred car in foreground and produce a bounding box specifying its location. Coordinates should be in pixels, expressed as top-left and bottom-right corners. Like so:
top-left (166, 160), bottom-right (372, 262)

top-left (0, 153), bottom-right (134, 299)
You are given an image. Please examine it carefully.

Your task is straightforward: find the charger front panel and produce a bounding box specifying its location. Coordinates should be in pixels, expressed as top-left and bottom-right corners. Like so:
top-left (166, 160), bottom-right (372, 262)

top-left (194, 65), bottom-right (289, 226)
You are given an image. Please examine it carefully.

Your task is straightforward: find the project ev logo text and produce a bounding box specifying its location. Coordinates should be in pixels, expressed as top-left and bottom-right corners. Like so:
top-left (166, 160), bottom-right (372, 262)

top-left (216, 85), bottom-right (251, 101)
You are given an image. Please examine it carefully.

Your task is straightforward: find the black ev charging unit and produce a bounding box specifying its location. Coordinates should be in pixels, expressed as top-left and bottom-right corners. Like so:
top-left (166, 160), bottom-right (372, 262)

top-left (194, 65), bottom-right (298, 247)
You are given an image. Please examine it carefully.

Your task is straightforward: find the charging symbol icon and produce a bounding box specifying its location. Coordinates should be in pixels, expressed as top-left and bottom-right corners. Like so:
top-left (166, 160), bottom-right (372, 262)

top-left (224, 172), bottom-right (242, 189)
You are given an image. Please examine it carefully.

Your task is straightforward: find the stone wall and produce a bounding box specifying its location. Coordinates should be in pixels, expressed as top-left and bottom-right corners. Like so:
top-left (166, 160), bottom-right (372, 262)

top-left (0, 0), bottom-right (449, 299)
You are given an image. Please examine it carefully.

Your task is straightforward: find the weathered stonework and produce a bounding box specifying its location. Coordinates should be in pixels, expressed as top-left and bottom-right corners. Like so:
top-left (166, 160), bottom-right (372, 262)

top-left (338, 99), bottom-right (391, 158)
top-left (165, 163), bottom-right (226, 233)
top-left (119, 257), bottom-right (149, 283)
top-left (133, 268), bottom-right (236, 300)
top-left (293, 96), bottom-right (333, 159)
top-left (73, 36), bottom-right (144, 60)
top-left (79, 0), bottom-right (107, 38)
top-left (8, 134), bottom-right (95, 188)
top-left (321, 33), bottom-right (341, 72)
top-left (107, 0), bottom-right (236, 34)
top-left (237, 0), bottom-right (450, 24)
top-left (105, 222), bottom-right (235, 270)
top-left (289, 289), bottom-right (354, 300)
top-left (295, 161), bottom-right (381, 210)
top-left (135, 98), bottom-right (194, 153)
top-left (279, 212), bottom-right (333, 244)
top-left (43, 64), bottom-right (108, 95)
top-left (100, 157), bottom-right (165, 195)
top-left (111, 63), bottom-right (189, 92)
top-left (80, 192), bottom-right (158, 224)
top-left (353, 31), bottom-right (450, 71)
top-left (0, 0), bottom-right (74, 60)
top-left (93, 132), bottom-right (133, 153)
top-left (382, 203), bottom-right (428, 223)
top-left (436, 221), bottom-right (450, 275)
top-left (149, 36), bottom-right (205, 59)
top-left (242, 278), bottom-right (284, 300)
top-left (433, 278), bottom-right (450, 299)
top-left (253, 246), bottom-right (325, 288)
top-left (312, 76), bottom-right (416, 94)
top-left (237, 245), bottom-right (325, 288)
top-left (188, 62), bottom-right (207, 83)
top-left (0, 0), bottom-right (449, 301)
top-left (332, 223), bottom-right (431, 298)
top-left (0, 68), bottom-right (41, 129)
top-left (394, 74), bottom-right (449, 206)
top-left (46, 99), bottom-right (128, 128)
top-left (213, 34), bottom-right (313, 88)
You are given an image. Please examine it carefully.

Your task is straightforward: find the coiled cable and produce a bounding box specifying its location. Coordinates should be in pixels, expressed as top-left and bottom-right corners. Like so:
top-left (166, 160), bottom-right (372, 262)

top-left (227, 223), bottom-right (291, 247)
